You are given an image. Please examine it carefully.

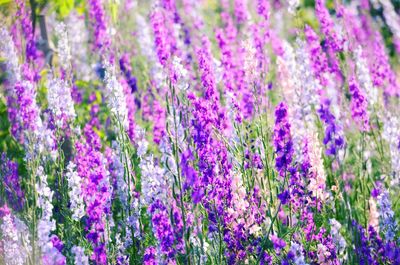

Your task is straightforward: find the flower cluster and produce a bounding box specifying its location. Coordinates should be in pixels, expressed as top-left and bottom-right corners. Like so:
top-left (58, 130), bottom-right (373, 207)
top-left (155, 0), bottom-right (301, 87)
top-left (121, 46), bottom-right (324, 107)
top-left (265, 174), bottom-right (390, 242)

top-left (0, 1), bottom-right (400, 264)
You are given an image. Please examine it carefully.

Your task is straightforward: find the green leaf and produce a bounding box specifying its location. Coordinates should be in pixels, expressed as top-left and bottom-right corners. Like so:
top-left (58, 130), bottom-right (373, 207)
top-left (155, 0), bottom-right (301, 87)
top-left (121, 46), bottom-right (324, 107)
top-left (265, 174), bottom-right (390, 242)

top-left (110, 1), bottom-right (118, 24)
top-left (56, 0), bottom-right (74, 18)
top-left (0, 0), bottom-right (12, 5)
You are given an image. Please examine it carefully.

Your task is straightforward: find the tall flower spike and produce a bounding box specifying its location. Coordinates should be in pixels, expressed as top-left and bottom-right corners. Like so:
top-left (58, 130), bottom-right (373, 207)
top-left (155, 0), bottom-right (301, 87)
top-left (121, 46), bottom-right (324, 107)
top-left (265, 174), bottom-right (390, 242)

top-left (104, 62), bottom-right (129, 129)
top-left (0, 205), bottom-right (31, 265)
top-left (88, 0), bottom-right (110, 51)
top-left (377, 190), bottom-right (398, 241)
top-left (55, 22), bottom-right (72, 72)
top-left (0, 154), bottom-right (24, 211)
top-left (315, 0), bottom-right (345, 52)
top-left (36, 166), bottom-right (66, 265)
top-left (382, 113), bottom-right (400, 182)
top-left (307, 132), bottom-right (329, 203)
top-left (380, 0), bottom-right (400, 52)
top-left (65, 162), bottom-right (85, 220)
top-left (75, 125), bottom-right (111, 264)
top-left (72, 246), bottom-right (90, 265)
top-left (47, 76), bottom-right (76, 127)
top-left (354, 46), bottom-right (377, 107)
top-left (273, 102), bottom-right (293, 177)
top-left (150, 8), bottom-right (171, 67)
top-left (349, 76), bottom-right (369, 131)
top-left (0, 27), bottom-right (21, 84)
top-left (66, 12), bottom-right (93, 81)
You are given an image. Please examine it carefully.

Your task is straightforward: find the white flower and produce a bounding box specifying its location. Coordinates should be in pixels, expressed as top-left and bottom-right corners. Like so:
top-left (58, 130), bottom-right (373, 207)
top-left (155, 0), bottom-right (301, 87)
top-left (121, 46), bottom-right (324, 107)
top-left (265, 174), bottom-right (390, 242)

top-left (329, 219), bottom-right (346, 257)
top-left (278, 40), bottom-right (319, 160)
top-left (140, 156), bottom-right (169, 205)
top-left (380, 0), bottom-right (400, 44)
top-left (0, 211), bottom-right (30, 265)
top-left (66, 162), bottom-right (85, 220)
top-left (354, 46), bottom-right (378, 106)
top-left (35, 167), bottom-right (65, 262)
top-left (72, 246), bottom-right (89, 265)
top-left (66, 12), bottom-right (93, 81)
top-left (382, 112), bottom-right (400, 180)
top-left (137, 139), bottom-right (149, 157)
top-left (135, 127), bottom-right (149, 157)
top-left (55, 22), bottom-right (71, 70)
top-left (47, 76), bottom-right (76, 125)
top-left (172, 56), bottom-right (189, 90)
top-left (288, 0), bottom-right (299, 14)
top-left (104, 62), bottom-right (129, 129)
top-left (243, 39), bottom-right (257, 84)
top-left (136, 14), bottom-right (156, 62)
top-left (0, 28), bottom-right (21, 85)
top-left (0, 27), bottom-right (20, 84)
top-left (109, 141), bottom-right (130, 210)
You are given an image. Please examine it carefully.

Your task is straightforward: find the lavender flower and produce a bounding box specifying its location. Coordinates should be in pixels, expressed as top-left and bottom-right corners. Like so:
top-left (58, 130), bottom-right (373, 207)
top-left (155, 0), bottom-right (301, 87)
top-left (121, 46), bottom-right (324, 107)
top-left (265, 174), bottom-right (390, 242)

top-left (72, 245), bottom-right (89, 265)
top-left (0, 27), bottom-right (21, 84)
top-left (377, 190), bottom-right (398, 241)
top-left (47, 77), bottom-right (76, 127)
top-left (0, 205), bottom-right (31, 265)
top-left (287, 241), bottom-right (308, 265)
top-left (119, 54), bottom-right (137, 93)
top-left (382, 113), bottom-right (400, 181)
top-left (329, 219), bottom-right (347, 259)
top-left (148, 200), bottom-right (178, 262)
top-left (140, 156), bottom-right (170, 206)
top-left (36, 166), bottom-right (66, 265)
top-left (15, 0), bottom-right (38, 62)
top-left (234, 0), bottom-right (249, 24)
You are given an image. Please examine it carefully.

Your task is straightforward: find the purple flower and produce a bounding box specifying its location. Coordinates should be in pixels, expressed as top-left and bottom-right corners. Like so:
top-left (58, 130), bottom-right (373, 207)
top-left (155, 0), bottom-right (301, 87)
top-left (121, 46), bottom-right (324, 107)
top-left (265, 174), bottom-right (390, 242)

top-left (119, 54), bottom-right (137, 93)
top-left (271, 235), bottom-right (286, 253)
top-left (273, 102), bottom-right (293, 177)
top-left (196, 36), bottom-right (219, 104)
top-left (75, 125), bottom-right (111, 264)
top-left (148, 200), bottom-right (178, 260)
top-left (50, 235), bottom-right (64, 252)
top-left (0, 154), bottom-right (24, 211)
top-left (88, 0), bottom-right (110, 50)
top-left (304, 25), bottom-right (330, 86)
top-left (318, 100), bottom-right (345, 156)
top-left (278, 190), bottom-right (290, 205)
top-left (143, 246), bottom-right (157, 265)
top-left (234, 0), bottom-right (249, 25)
top-left (349, 76), bottom-right (369, 131)
top-left (151, 9), bottom-right (172, 67)
top-left (315, 0), bottom-right (345, 53)
top-left (16, 0), bottom-right (39, 63)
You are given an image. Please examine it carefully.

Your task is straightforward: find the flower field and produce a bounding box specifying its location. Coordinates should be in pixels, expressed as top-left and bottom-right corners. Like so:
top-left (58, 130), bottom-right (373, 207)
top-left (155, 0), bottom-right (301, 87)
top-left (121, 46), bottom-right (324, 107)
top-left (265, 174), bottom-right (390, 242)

top-left (1, 0), bottom-right (400, 264)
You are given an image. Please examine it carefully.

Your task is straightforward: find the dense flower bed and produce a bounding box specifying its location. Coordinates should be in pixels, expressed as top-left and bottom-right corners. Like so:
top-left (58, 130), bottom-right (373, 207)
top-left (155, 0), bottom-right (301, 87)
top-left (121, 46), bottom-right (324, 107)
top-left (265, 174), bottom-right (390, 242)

top-left (0, 0), bottom-right (400, 264)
